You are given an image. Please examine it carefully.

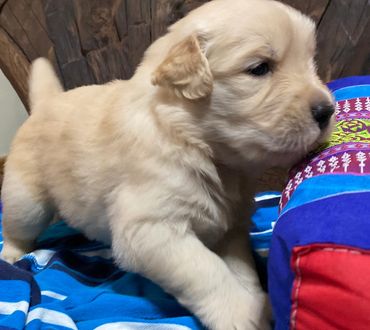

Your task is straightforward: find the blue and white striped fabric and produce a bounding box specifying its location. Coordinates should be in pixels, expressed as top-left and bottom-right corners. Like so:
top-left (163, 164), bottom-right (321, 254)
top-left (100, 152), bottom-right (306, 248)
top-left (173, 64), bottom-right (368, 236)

top-left (250, 192), bottom-right (280, 261)
top-left (0, 195), bottom-right (278, 330)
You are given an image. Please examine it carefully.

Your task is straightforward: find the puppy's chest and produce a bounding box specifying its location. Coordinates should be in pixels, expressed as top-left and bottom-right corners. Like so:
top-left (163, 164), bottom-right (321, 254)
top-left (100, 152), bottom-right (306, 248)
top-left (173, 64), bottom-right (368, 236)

top-left (190, 174), bottom-right (248, 247)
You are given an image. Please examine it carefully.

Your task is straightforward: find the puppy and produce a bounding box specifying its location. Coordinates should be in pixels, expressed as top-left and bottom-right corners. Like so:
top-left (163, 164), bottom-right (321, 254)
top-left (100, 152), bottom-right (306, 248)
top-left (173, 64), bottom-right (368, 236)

top-left (1, 0), bottom-right (334, 329)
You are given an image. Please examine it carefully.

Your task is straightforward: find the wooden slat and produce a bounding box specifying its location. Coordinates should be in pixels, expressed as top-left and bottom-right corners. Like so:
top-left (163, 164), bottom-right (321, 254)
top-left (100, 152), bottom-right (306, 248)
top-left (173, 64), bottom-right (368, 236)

top-left (126, 0), bottom-right (151, 71)
top-left (114, 0), bottom-right (128, 41)
top-left (150, 0), bottom-right (173, 41)
top-left (151, 0), bottom-right (211, 41)
top-left (74, 0), bottom-right (121, 53)
top-left (316, 0), bottom-right (370, 82)
top-left (341, 19), bottom-right (370, 78)
top-left (43, 0), bottom-right (95, 87)
top-left (23, 0), bottom-right (48, 31)
top-left (0, 3), bottom-right (38, 60)
top-left (179, 0), bottom-right (211, 14)
top-left (42, 0), bottom-right (82, 66)
top-left (0, 26), bottom-right (30, 110)
top-left (61, 58), bottom-right (96, 89)
top-left (7, 0), bottom-right (52, 58)
top-left (87, 41), bottom-right (131, 83)
top-left (281, 0), bottom-right (330, 23)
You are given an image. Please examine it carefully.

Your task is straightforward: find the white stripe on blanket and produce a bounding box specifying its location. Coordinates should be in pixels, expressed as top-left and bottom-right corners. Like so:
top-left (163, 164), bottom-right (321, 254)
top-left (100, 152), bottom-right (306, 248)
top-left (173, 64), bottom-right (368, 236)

top-left (95, 322), bottom-right (191, 330)
top-left (41, 290), bottom-right (67, 301)
top-left (26, 308), bottom-right (77, 330)
top-left (23, 249), bottom-right (56, 267)
top-left (0, 300), bottom-right (29, 315)
top-left (79, 248), bottom-right (112, 259)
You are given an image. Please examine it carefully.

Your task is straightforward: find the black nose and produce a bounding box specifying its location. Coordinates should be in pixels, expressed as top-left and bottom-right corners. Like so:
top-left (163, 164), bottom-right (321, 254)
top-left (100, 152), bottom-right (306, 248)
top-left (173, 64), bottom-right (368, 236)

top-left (311, 104), bottom-right (334, 129)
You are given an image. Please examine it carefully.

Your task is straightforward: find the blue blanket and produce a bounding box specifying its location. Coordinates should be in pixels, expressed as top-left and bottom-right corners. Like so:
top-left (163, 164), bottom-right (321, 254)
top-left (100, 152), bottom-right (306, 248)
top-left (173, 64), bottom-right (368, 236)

top-left (0, 195), bottom-right (279, 330)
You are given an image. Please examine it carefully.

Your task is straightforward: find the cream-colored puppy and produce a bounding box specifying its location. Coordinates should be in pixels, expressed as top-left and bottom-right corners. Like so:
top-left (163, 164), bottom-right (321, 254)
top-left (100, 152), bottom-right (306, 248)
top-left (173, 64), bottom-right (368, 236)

top-left (1, 0), bottom-right (334, 329)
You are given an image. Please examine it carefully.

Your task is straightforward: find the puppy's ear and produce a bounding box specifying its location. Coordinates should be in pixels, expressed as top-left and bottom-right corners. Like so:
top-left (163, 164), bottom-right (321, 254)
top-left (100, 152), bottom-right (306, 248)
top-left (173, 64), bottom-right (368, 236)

top-left (151, 34), bottom-right (213, 100)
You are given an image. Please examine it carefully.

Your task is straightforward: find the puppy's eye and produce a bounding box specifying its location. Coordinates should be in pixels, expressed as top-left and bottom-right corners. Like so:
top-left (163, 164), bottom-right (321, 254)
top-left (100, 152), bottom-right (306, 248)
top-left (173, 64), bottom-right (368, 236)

top-left (247, 62), bottom-right (270, 76)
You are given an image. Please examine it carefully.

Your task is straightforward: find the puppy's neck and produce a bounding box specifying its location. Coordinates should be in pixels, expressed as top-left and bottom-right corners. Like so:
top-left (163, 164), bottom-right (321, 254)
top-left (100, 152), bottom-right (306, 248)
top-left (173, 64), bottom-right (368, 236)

top-left (149, 87), bottom-right (268, 180)
top-left (149, 88), bottom-right (213, 157)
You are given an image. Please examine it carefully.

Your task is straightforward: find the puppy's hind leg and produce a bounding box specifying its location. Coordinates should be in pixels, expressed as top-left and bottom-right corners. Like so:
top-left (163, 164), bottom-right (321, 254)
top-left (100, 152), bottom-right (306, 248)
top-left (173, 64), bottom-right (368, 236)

top-left (1, 167), bottom-right (53, 264)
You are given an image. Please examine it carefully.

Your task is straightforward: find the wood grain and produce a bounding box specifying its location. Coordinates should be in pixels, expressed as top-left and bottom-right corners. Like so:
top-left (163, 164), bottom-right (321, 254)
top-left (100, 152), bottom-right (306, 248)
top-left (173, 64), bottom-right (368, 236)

top-left (0, 26), bottom-right (30, 109)
top-left (281, 0), bottom-right (330, 23)
top-left (341, 18), bottom-right (370, 78)
top-left (316, 0), bottom-right (370, 82)
top-left (0, 0), bottom-right (368, 106)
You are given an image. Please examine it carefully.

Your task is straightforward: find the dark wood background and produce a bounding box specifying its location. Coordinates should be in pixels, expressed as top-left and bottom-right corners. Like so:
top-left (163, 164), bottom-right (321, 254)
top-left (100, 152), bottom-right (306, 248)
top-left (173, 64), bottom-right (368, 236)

top-left (0, 0), bottom-right (369, 111)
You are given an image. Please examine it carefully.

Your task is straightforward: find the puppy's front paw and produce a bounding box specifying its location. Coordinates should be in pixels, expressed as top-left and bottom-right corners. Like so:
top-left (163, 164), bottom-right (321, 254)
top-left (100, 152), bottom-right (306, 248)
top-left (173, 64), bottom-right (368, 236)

top-left (233, 291), bottom-right (272, 330)
top-left (1, 242), bottom-right (28, 264)
top-left (206, 290), bottom-right (272, 330)
top-left (250, 292), bottom-right (272, 330)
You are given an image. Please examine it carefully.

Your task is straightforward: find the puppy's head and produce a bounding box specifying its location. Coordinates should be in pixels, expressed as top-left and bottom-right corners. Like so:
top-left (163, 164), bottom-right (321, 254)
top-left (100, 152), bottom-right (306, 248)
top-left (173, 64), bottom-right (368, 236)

top-left (151, 0), bottom-right (335, 168)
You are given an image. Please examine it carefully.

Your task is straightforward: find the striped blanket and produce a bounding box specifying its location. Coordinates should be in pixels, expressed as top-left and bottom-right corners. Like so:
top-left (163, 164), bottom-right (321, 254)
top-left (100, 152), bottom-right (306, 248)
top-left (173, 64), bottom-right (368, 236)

top-left (0, 195), bottom-right (278, 330)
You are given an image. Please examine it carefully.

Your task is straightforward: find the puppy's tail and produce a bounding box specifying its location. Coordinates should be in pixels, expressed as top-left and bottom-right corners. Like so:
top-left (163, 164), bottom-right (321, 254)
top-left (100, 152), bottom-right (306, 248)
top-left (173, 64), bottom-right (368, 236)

top-left (29, 58), bottom-right (63, 112)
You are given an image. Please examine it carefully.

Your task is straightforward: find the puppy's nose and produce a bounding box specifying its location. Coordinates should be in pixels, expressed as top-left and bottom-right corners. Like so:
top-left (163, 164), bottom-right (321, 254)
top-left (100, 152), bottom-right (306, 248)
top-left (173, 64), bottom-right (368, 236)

top-left (311, 103), bottom-right (334, 130)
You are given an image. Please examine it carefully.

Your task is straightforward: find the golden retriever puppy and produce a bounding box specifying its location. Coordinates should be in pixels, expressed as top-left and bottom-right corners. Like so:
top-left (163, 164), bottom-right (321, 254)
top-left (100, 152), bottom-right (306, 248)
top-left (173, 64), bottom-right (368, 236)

top-left (1, 0), bottom-right (334, 328)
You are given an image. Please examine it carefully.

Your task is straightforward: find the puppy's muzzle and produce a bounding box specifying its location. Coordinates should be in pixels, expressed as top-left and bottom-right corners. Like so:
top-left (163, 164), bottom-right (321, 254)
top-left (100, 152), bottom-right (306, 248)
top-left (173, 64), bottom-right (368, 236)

top-left (311, 103), bottom-right (335, 130)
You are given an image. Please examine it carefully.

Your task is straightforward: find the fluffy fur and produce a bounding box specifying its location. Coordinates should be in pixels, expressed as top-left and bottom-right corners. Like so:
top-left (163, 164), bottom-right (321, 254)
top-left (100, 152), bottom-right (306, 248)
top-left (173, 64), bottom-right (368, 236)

top-left (1, 0), bottom-right (334, 329)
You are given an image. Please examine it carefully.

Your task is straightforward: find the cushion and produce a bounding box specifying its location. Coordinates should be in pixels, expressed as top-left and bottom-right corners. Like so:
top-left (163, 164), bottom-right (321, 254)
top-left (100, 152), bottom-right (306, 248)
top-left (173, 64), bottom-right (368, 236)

top-left (268, 76), bottom-right (370, 330)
